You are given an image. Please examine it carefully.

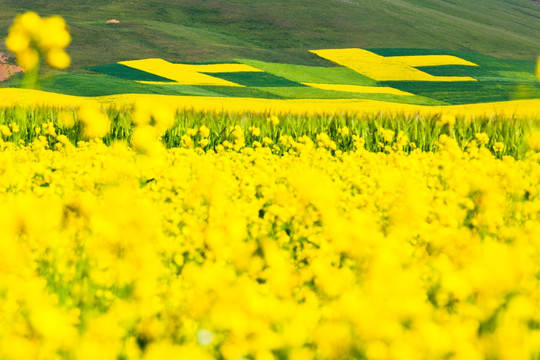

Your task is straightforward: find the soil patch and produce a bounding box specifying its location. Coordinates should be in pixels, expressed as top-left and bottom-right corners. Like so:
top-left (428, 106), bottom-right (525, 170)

top-left (0, 52), bottom-right (23, 82)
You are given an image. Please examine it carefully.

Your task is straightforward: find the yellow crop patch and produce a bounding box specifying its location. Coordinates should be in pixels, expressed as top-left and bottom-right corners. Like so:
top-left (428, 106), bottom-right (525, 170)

top-left (390, 55), bottom-right (479, 67)
top-left (311, 48), bottom-right (478, 82)
top-left (302, 83), bottom-right (414, 96)
top-left (3, 89), bottom-right (540, 119)
top-left (119, 59), bottom-right (262, 86)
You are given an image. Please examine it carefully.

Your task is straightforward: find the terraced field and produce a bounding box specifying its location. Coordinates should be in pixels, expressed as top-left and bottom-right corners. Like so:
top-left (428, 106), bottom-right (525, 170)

top-left (15, 48), bottom-right (532, 109)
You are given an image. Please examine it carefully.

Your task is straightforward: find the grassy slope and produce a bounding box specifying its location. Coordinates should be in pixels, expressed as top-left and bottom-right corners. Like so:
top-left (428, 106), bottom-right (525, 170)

top-left (0, 0), bottom-right (539, 74)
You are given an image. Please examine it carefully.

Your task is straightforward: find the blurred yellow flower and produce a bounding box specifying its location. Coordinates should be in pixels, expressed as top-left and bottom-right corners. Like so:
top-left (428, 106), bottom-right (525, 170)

top-left (528, 131), bottom-right (540, 151)
top-left (268, 115), bottom-right (280, 126)
top-left (58, 111), bottom-right (76, 128)
top-left (198, 138), bottom-right (209, 148)
top-left (249, 125), bottom-right (261, 137)
top-left (77, 105), bottom-right (111, 139)
top-left (5, 31), bottom-right (30, 53)
top-left (199, 125), bottom-right (210, 138)
top-left (46, 48), bottom-right (70, 69)
top-left (5, 11), bottom-right (71, 72)
top-left (439, 113), bottom-right (456, 126)
top-left (379, 127), bottom-right (395, 143)
top-left (0, 125), bottom-right (12, 137)
top-left (475, 132), bottom-right (489, 146)
top-left (17, 11), bottom-right (43, 36)
top-left (493, 141), bottom-right (505, 153)
top-left (37, 16), bottom-right (71, 49)
top-left (16, 48), bottom-right (39, 71)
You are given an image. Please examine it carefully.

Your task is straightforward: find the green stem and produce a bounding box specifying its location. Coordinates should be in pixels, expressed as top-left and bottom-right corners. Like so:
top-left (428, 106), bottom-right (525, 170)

top-left (21, 62), bottom-right (40, 90)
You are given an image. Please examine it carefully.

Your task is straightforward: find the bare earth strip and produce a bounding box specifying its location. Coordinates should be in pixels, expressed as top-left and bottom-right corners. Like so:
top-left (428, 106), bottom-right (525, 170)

top-left (0, 52), bottom-right (23, 82)
top-left (0, 88), bottom-right (539, 119)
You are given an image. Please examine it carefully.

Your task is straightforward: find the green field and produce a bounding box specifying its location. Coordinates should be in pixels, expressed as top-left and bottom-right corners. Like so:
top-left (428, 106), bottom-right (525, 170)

top-left (1, 0), bottom-right (539, 74)
top-left (1, 0), bottom-right (539, 105)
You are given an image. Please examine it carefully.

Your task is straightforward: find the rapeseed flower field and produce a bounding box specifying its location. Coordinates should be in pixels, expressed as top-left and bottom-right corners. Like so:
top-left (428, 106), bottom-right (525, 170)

top-left (2, 11), bottom-right (540, 360)
top-left (1, 123), bottom-right (540, 360)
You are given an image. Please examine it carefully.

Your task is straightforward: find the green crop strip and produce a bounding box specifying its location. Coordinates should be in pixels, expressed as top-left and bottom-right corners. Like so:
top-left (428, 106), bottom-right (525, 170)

top-left (86, 63), bottom-right (176, 82)
top-left (194, 86), bottom-right (284, 98)
top-left (204, 71), bottom-right (306, 87)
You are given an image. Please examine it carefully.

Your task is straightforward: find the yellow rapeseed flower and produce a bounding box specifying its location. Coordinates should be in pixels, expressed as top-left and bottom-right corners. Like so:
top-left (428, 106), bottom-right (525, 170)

top-left (37, 16), bottom-right (71, 50)
top-left (17, 11), bottom-right (43, 36)
top-left (5, 31), bottom-right (30, 53)
top-left (186, 128), bottom-right (198, 137)
top-left (16, 48), bottom-right (39, 71)
top-left (475, 132), bottom-right (489, 146)
top-left (6, 12), bottom-right (71, 72)
top-left (198, 138), bottom-right (209, 148)
top-left (379, 127), bottom-right (395, 143)
top-left (493, 142), bottom-right (505, 153)
top-left (199, 125), bottom-right (210, 138)
top-left (46, 48), bottom-right (70, 69)
top-left (439, 113), bottom-right (456, 126)
top-left (77, 105), bottom-right (111, 139)
top-left (249, 126), bottom-right (261, 137)
top-left (528, 131), bottom-right (540, 151)
top-left (0, 125), bottom-right (12, 137)
top-left (58, 111), bottom-right (76, 128)
top-left (268, 115), bottom-right (280, 126)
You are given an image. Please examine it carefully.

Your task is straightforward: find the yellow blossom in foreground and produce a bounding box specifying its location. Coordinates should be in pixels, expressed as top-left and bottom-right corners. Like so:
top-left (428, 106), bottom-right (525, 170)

top-left (529, 131), bottom-right (540, 151)
top-left (16, 48), bottom-right (39, 71)
top-left (475, 132), bottom-right (489, 146)
top-left (268, 115), bottom-right (280, 126)
top-left (46, 48), bottom-right (70, 69)
top-left (77, 105), bottom-right (111, 139)
top-left (249, 126), bottom-right (261, 137)
top-left (0, 125), bottom-right (12, 137)
top-left (58, 111), bottom-right (76, 128)
top-left (379, 127), bottom-right (395, 143)
top-left (6, 12), bottom-right (71, 71)
top-left (493, 142), bottom-right (505, 153)
top-left (439, 113), bottom-right (456, 126)
top-left (199, 125), bottom-right (210, 138)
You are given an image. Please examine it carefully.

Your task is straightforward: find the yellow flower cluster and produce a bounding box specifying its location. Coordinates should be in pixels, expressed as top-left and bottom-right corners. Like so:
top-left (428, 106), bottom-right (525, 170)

top-left (0, 133), bottom-right (539, 360)
top-left (5, 11), bottom-right (71, 70)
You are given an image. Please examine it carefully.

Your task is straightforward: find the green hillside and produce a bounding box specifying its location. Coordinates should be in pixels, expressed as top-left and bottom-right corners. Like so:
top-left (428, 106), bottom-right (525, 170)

top-left (1, 0), bottom-right (539, 73)
top-left (27, 48), bottom-right (536, 105)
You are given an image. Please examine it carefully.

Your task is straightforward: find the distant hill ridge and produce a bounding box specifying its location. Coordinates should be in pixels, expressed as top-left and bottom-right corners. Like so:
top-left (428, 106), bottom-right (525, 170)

top-left (0, 0), bottom-right (539, 73)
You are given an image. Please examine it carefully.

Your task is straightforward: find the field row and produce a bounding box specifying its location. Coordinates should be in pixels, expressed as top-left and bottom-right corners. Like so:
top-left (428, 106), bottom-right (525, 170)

top-left (0, 106), bottom-right (540, 158)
